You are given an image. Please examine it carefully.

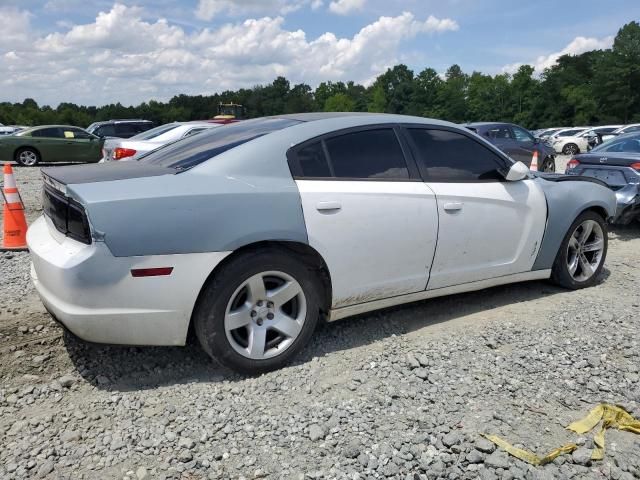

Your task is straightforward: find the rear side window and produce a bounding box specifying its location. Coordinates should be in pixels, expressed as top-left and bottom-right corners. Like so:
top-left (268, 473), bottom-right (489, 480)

top-left (32, 127), bottom-right (62, 138)
top-left (324, 129), bottom-right (409, 179)
top-left (95, 125), bottom-right (116, 137)
top-left (297, 142), bottom-right (332, 177)
top-left (407, 129), bottom-right (506, 182)
top-left (115, 124), bottom-right (136, 137)
top-left (485, 126), bottom-right (512, 140)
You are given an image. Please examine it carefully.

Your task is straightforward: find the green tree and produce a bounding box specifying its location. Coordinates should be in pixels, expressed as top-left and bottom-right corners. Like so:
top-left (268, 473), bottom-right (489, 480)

top-left (324, 93), bottom-right (355, 112)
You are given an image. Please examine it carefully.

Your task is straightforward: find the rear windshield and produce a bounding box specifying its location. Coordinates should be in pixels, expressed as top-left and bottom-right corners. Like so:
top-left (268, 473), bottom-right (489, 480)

top-left (139, 118), bottom-right (301, 169)
top-left (131, 123), bottom-right (180, 140)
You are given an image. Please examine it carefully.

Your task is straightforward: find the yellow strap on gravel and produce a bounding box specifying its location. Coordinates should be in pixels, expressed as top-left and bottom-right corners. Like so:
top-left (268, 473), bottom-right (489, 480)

top-left (481, 434), bottom-right (577, 466)
top-left (484, 404), bottom-right (640, 465)
top-left (567, 404), bottom-right (640, 460)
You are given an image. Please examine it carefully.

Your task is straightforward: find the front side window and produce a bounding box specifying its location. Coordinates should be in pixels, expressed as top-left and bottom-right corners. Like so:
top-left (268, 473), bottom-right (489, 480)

top-left (324, 129), bottom-right (409, 179)
top-left (407, 128), bottom-right (506, 182)
top-left (511, 126), bottom-right (534, 143)
top-left (297, 142), bottom-right (332, 177)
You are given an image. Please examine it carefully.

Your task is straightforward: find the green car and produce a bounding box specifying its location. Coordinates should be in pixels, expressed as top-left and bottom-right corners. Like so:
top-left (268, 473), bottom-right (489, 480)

top-left (0, 125), bottom-right (104, 166)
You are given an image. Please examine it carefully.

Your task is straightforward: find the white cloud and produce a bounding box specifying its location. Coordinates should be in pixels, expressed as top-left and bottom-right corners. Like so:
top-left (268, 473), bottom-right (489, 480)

top-left (328, 0), bottom-right (365, 15)
top-left (0, 4), bottom-right (458, 106)
top-left (0, 7), bottom-right (32, 49)
top-left (195, 0), bottom-right (307, 21)
top-left (502, 35), bottom-right (614, 74)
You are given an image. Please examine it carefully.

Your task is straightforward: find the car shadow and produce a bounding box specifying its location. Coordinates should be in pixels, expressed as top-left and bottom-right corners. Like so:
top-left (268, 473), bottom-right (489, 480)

top-left (610, 223), bottom-right (640, 241)
top-left (64, 277), bottom-right (572, 392)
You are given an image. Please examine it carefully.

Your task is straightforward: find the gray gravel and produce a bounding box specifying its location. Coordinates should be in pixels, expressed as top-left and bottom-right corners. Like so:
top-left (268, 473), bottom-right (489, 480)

top-left (1, 161), bottom-right (640, 480)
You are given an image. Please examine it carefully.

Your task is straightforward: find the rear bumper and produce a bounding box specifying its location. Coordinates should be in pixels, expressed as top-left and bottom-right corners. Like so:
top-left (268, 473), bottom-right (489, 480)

top-left (27, 216), bottom-right (231, 346)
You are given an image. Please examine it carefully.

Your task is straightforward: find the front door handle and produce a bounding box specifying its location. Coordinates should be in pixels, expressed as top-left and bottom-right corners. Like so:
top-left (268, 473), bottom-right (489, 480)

top-left (316, 201), bottom-right (342, 212)
top-left (443, 202), bottom-right (463, 212)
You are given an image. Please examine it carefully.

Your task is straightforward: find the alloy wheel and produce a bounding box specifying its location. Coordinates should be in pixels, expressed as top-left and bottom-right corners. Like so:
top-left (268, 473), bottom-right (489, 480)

top-left (566, 220), bottom-right (604, 282)
top-left (19, 150), bottom-right (38, 166)
top-left (224, 271), bottom-right (307, 360)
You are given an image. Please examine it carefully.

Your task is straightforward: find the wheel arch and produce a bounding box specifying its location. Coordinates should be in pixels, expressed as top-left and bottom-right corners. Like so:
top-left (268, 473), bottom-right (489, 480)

top-left (188, 240), bottom-right (333, 339)
top-left (14, 145), bottom-right (41, 162)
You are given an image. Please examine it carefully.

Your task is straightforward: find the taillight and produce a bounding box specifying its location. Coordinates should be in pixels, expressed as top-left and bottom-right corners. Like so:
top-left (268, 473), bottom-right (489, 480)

top-left (567, 158), bottom-right (580, 169)
top-left (113, 147), bottom-right (136, 160)
top-left (631, 162), bottom-right (640, 171)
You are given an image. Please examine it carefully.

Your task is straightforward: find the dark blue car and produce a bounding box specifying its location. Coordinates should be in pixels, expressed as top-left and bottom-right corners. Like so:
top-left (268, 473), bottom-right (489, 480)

top-left (465, 122), bottom-right (556, 172)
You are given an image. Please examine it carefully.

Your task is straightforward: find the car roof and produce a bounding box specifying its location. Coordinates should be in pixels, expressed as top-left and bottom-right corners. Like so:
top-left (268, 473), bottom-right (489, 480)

top-left (464, 122), bottom-right (513, 127)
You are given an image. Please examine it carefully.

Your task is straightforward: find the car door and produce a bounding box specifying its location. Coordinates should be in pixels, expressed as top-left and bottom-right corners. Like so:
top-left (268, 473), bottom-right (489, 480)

top-left (289, 126), bottom-right (439, 309)
top-left (509, 125), bottom-right (538, 165)
top-left (404, 127), bottom-right (547, 289)
top-left (30, 127), bottom-right (67, 162)
top-left (62, 128), bottom-right (101, 162)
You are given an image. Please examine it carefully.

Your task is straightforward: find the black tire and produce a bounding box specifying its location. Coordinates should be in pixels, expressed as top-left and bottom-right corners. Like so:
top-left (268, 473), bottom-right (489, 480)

top-left (551, 211), bottom-right (608, 289)
top-left (15, 147), bottom-right (40, 166)
top-left (541, 156), bottom-right (556, 173)
top-left (194, 248), bottom-right (322, 374)
top-left (562, 143), bottom-right (579, 155)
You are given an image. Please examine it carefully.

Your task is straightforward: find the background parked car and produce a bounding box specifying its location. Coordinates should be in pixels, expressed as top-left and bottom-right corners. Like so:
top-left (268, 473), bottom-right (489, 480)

top-left (0, 125), bottom-right (103, 166)
top-left (86, 119), bottom-right (154, 139)
top-left (465, 122), bottom-right (556, 172)
top-left (566, 132), bottom-right (640, 224)
top-left (550, 128), bottom-right (600, 154)
top-left (601, 123), bottom-right (640, 142)
top-left (535, 127), bottom-right (564, 141)
top-left (0, 125), bottom-right (28, 136)
top-left (101, 121), bottom-right (224, 162)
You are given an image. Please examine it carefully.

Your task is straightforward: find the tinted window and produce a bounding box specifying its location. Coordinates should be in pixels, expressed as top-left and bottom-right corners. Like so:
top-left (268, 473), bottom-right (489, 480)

top-left (485, 126), bottom-right (512, 139)
top-left (95, 125), bottom-right (116, 137)
top-left (184, 127), bottom-right (207, 137)
top-left (66, 128), bottom-right (91, 139)
top-left (512, 126), bottom-right (534, 143)
top-left (141, 118), bottom-right (301, 169)
top-left (408, 129), bottom-right (505, 182)
top-left (558, 129), bottom-right (584, 137)
top-left (625, 125), bottom-right (640, 133)
top-left (115, 124), bottom-right (136, 137)
top-left (32, 127), bottom-right (62, 138)
top-left (324, 129), bottom-right (409, 179)
top-left (297, 142), bottom-right (331, 177)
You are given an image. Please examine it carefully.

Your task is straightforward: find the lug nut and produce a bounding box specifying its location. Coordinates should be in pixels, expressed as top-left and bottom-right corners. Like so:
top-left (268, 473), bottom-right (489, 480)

top-left (256, 318), bottom-right (263, 326)
top-left (257, 300), bottom-right (263, 307)
top-left (267, 313), bottom-right (274, 320)
top-left (267, 301), bottom-right (274, 308)
top-left (250, 310), bottom-right (257, 317)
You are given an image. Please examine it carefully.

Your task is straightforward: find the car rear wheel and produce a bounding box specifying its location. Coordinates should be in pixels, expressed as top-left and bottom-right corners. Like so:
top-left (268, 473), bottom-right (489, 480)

top-left (194, 248), bottom-right (322, 374)
top-left (562, 143), bottom-right (579, 155)
top-left (15, 148), bottom-right (40, 166)
top-left (551, 211), bottom-right (607, 289)
top-left (541, 156), bottom-right (555, 173)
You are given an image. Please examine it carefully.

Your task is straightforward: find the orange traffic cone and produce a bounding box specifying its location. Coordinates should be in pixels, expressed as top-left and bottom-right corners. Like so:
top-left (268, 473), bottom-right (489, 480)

top-left (1, 163), bottom-right (29, 251)
top-left (530, 150), bottom-right (539, 171)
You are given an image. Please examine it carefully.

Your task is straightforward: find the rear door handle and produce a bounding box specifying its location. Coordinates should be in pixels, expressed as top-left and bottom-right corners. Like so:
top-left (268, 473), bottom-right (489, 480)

top-left (316, 201), bottom-right (342, 212)
top-left (443, 202), bottom-right (463, 212)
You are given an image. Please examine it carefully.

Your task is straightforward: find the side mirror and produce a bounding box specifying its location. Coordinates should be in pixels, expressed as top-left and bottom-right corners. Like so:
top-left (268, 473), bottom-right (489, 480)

top-left (504, 161), bottom-right (529, 181)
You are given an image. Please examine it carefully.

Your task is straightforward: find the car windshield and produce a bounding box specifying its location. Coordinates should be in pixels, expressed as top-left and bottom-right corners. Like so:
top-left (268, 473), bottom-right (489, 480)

top-left (130, 123), bottom-right (180, 141)
top-left (139, 118), bottom-right (301, 169)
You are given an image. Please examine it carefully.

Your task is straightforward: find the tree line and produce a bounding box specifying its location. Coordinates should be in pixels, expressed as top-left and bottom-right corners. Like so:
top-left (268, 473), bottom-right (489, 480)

top-left (1, 21), bottom-right (639, 130)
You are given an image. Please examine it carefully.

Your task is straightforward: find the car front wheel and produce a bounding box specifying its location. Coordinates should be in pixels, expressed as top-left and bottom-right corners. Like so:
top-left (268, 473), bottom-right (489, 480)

top-left (562, 143), bottom-right (579, 155)
top-left (541, 156), bottom-right (555, 173)
top-left (194, 248), bottom-right (322, 374)
top-left (551, 211), bottom-right (607, 289)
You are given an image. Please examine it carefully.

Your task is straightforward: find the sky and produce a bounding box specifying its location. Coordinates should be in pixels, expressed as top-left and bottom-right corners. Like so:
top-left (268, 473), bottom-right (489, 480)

top-left (1, 0), bottom-right (639, 106)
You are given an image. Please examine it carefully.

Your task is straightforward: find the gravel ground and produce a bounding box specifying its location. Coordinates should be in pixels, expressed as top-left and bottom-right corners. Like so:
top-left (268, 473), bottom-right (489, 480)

top-left (1, 160), bottom-right (640, 480)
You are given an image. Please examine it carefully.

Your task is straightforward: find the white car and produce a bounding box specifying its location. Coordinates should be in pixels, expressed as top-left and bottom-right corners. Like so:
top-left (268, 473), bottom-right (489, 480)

top-left (601, 123), bottom-right (640, 142)
top-left (28, 113), bottom-right (616, 373)
top-left (549, 127), bottom-right (594, 155)
top-left (101, 121), bottom-right (224, 162)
